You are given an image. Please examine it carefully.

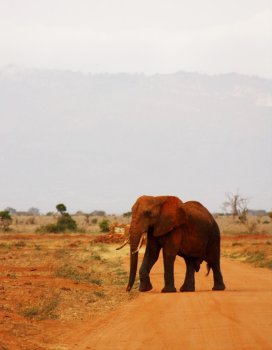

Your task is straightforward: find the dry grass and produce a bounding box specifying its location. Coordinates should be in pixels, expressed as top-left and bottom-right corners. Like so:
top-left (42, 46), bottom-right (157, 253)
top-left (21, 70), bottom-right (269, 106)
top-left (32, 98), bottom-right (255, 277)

top-left (221, 236), bottom-right (272, 270)
top-left (0, 233), bottom-right (136, 349)
top-left (217, 215), bottom-right (272, 270)
top-left (8, 214), bottom-right (272, 236)
top-left (216, 215), bottom-right (272, 235)
top-left (9, 214), bottom-right (131, 234)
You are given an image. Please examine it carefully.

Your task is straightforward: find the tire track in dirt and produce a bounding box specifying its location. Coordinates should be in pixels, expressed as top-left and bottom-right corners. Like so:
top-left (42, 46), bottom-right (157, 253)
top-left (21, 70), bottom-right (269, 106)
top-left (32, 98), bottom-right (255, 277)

top-left (66, 255), bottom-right (272, 350)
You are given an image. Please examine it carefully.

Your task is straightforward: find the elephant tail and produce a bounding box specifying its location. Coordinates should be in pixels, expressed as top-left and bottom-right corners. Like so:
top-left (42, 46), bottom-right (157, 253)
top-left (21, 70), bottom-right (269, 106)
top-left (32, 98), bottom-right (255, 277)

top-left (206, 263), bottom-right (211, 276)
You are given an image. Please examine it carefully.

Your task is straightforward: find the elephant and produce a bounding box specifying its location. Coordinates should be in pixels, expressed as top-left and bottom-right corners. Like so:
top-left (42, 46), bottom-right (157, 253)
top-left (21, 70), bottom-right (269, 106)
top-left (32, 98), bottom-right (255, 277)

top-left (126, 195), bottom-right (225, 293)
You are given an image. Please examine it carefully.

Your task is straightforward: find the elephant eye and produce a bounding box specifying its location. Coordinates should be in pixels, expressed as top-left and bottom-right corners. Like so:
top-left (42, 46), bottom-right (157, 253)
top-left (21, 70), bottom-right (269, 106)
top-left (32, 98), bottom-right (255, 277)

top-left (143, 210), bottom-right (152, 218)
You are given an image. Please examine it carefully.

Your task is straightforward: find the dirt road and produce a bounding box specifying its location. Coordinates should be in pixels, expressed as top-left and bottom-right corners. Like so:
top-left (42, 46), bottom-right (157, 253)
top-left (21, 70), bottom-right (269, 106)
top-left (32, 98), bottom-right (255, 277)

top-left (67, 255), bottom-right (272, 350)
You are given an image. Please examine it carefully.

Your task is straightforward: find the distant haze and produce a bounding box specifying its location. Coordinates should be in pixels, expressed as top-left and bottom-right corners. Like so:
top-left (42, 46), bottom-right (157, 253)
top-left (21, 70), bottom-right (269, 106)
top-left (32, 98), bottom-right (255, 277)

top-left (0, 67), bottom-right (271, 213)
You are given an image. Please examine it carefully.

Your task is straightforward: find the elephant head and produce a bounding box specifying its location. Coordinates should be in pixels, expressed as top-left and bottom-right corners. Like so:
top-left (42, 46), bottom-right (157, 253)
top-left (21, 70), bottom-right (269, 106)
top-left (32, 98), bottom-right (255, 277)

top-left (126, 195), bottom-right (186, 291)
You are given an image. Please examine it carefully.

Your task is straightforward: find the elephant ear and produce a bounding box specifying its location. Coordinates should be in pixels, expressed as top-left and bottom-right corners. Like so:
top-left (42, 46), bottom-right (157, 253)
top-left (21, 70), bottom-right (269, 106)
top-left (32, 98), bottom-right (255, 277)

top-left (153, 197), bottom-right (186, 237)
top-left (177, 203), bottom-right (187, 226)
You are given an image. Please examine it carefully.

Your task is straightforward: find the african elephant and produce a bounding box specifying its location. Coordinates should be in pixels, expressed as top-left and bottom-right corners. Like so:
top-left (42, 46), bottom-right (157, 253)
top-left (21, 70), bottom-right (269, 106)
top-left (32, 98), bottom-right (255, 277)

top-left (126, 195), bottom-right (225, 293)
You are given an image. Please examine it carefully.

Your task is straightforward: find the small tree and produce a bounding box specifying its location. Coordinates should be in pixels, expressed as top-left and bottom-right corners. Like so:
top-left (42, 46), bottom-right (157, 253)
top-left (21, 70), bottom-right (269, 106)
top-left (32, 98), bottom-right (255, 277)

top-left (27, 207), bottom-right (40, 216)
top-left (0, 211), bottom-right (12, 231)
top-left (56, 203), bottom-right (67, 215)
top-left (5, 207), bottom-right (17, 215)
top-left (123, 211), bottom-right (132, 218)
top-left (222, 191), bottom-right (249, 219)
top-left (84, 213), bottom-right (91, 224)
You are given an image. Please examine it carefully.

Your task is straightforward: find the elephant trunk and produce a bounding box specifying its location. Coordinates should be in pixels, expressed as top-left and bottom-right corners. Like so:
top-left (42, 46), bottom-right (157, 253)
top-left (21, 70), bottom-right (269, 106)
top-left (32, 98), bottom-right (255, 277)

top-left (126, 223), bottom-right (143, 291)
top-left (126, 247), bottom-right (139, 291)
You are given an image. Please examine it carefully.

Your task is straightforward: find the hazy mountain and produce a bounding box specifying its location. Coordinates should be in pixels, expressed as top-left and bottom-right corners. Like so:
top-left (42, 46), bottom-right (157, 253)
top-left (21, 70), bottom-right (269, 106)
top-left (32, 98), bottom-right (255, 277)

top-left (0, 66), bottom-right (271, 213)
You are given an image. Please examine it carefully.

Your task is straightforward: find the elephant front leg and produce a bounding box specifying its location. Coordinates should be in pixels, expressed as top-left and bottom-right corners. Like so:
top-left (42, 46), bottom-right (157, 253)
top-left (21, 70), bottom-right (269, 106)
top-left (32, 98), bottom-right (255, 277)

top-left (161, 249), bottom-right (176, 293)
top-left (180, 257), bottom-right (195, 292)
top-left (139, 238), bottom-right (161, 292)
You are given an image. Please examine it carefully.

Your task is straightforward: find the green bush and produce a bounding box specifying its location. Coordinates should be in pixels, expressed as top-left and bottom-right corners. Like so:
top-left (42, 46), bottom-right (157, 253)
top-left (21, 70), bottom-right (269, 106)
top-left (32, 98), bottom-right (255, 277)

top-left (38, 213), bottom-right (77, 233)
top-left (37, 203), bottom-right (77, 233)
top-left (0, 210), bottom-right (12, 231)
top-left (56, 214), bottom-right (77, 232)
top-left (99, 219), bottom-right (110, 232)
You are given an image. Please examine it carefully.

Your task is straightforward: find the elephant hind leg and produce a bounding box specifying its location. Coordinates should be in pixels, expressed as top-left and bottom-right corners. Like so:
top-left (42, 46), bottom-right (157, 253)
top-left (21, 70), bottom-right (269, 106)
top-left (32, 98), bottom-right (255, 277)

top-left (210, 262), bottom-right (226, 291)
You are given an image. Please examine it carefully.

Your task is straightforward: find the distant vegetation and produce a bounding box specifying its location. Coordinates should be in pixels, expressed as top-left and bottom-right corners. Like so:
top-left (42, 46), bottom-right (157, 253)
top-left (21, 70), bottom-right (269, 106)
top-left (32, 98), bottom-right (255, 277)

top-left (5, 207), bottom-right (40, 216)
top-left (90, 210), bottom-right (106, 217)
top-left (37, 204), bottom-right (77, 233)
top-left (0, 210), bottom-right (12, 231)
top-left (220, 191), bottom-right (271, 234)
top-left (99, 219), bottom-right (110, 233)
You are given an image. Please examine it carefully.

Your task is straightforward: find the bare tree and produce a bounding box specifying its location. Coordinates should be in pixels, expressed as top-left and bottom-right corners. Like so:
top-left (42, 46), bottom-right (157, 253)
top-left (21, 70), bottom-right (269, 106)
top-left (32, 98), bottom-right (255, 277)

top-left (222, 191), bottom-right (250, 219)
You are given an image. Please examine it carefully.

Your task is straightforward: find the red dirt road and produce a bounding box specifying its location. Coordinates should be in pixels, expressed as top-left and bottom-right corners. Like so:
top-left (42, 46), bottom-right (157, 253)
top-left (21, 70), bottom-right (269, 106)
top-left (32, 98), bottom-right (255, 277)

top-left (67, 256), bottom-right (272, 350)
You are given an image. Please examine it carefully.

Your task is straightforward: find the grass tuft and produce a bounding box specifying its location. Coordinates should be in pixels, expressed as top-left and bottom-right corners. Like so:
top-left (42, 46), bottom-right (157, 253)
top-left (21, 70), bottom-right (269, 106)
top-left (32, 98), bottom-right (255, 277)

top-left (22, 294), bottom-right (60, 320)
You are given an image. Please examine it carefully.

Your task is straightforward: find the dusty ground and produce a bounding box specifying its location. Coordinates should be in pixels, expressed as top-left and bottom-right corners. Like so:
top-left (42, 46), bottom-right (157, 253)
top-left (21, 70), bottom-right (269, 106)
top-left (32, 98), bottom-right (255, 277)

top-left (0, 216), bottom-right (271, 350)
top-left (66, 254), bottom-right (272, 350)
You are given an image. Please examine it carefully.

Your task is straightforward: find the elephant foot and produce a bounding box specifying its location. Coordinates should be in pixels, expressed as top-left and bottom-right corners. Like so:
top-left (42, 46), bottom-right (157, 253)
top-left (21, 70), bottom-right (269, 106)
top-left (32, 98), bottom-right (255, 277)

top-left (161, 286), bottom-right (177, 293)
top-left (180, 285), bottom-right (195, 292)
top-left (212, 283), bottom-right (226, 291)
top-left (139, 281), bottom-right (153, 292)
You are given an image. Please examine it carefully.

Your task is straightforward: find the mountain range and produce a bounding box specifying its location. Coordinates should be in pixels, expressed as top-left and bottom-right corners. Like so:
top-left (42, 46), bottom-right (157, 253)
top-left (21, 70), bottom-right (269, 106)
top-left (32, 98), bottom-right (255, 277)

top-left (0, 66), bottom-right (271, 213)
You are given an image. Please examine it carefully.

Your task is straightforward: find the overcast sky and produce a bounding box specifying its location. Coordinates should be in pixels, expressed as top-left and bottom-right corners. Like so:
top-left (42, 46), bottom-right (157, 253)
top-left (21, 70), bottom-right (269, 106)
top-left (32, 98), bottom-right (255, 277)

top-left (0, 0), bottom-right (272, 78)
top-left (0, 1), bottom-right (271, 214)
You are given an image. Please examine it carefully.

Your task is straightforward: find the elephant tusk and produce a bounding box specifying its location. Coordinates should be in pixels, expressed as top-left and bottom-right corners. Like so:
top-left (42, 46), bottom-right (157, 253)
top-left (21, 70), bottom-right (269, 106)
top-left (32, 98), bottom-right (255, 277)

top-left (116, 238), bottom-right (130, 250)
top-left (140, 234), bottom-right (146, 249)
top-left (132, 234), bottom-right (145, 255)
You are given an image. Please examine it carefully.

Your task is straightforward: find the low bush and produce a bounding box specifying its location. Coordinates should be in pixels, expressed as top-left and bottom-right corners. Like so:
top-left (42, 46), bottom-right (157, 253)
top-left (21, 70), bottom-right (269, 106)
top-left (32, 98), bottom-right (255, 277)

top-left (0, 210), bottom-right (12, 231)
top-left (37, 213), bottom-right (77, 233)
top-left (99, 219), bottom-right (110, 233)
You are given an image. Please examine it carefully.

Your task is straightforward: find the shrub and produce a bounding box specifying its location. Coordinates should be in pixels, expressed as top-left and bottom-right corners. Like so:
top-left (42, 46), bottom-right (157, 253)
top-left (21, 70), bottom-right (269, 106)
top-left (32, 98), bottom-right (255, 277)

top-left (37, 214), bottom-right (77, 233)
top-left (37, 204), bottom-right (77, 233)
top-left (99, 219), bottom-right (110, 232)
top-left (84, 214), bottom-right (91, 224)
top-left (91, 218), bottom-right (98, 225)
top-left (56, 214), bottom-right (77, 232)
top-left (0, 210), bottom-right (12, 231)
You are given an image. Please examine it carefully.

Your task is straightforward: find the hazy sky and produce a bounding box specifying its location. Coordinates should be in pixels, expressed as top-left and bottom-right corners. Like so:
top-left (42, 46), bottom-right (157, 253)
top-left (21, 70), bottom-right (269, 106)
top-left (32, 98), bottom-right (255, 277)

top-left (0, 0), bottom-right (272, 78)
top-left (0, 1), bottom-right (271, 214)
